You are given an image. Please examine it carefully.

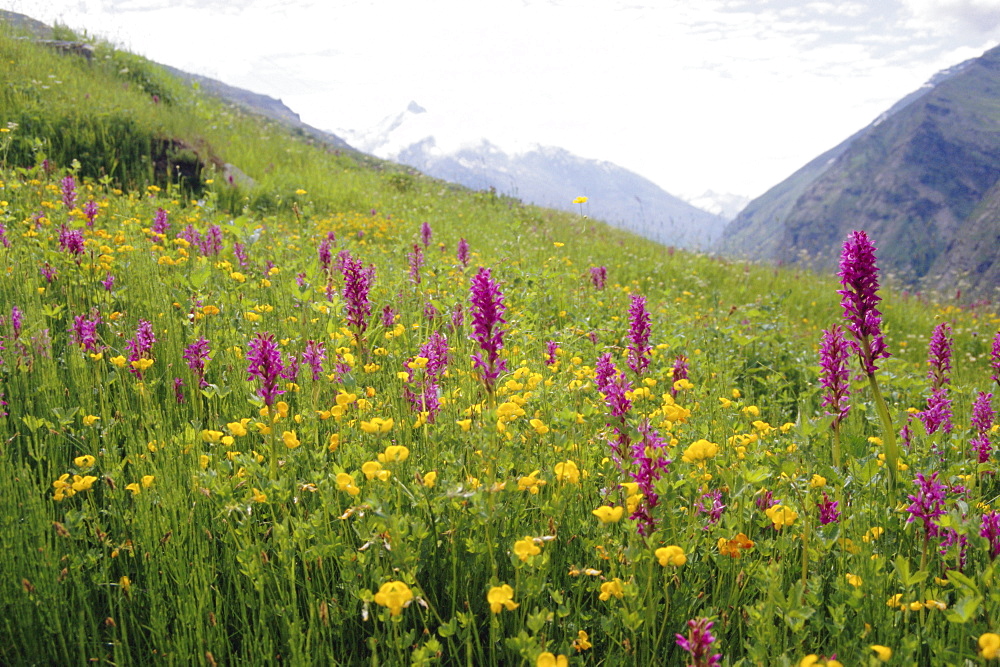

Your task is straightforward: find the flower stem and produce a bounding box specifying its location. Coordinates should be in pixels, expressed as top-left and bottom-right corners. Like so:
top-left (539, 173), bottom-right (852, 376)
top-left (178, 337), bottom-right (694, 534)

top-left (867, 372), bottom-right (897, 497)
top-left (831, 421), bottom-right (842, 470)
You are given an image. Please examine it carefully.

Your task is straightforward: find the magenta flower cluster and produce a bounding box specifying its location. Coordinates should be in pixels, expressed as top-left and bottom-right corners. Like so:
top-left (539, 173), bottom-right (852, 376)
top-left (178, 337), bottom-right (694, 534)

top-left (981, 510), bottom-right (1000, 560)
top-left (629, 422), bottom-right (671, 535)
top-left (302, 340), bottom-right (326, 382)
top-left (594, 352), bottom-right (633, 468)
top-left (60, 175), bottom-right (77, 210)
top-left (246, 332), bottom-right (284, 407)
top-left (83, 200), bottom-right (99, 227)
top-left (920, 322), bottom-right (953, 435)
top-left (404, 332), bottom-right (449, 422)
top-left (58, 226), bottom-right (85, 256)
top-left (838, 230), bottom-right (889, 374)
top-left (819, 325), bottom-right (851, 427)
top-left (675, 617), bottom-right (722, 667)
top-left (341, 252), bottom-right (375, 336)
top-left (183, 337), bottom-right (211, 388)
top-left (71, 314), bottom-right (100, 352)
top-left (589, 266), bottom-right (607, 290)
top-left (456, 237), bottom-right (470, 267)
top-left (152, 207), bottom-right (170, 235)
top-left (971, 391), bottom-right (995, 463)
top-left (469, 267), bottom-right (507, 393)
top-left (408, 243), bottom-right (424, 285)
top-left (905, 472), bottom-right (947, 541)
top-left (125, 319), bottom-right (156, 378)
top-left (626, 294), bottom-right (652, 375)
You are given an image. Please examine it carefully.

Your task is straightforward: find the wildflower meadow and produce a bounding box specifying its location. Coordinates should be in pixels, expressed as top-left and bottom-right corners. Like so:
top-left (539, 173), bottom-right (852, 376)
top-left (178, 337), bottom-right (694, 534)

top-left (3, 23), bottom-right (1000, 667)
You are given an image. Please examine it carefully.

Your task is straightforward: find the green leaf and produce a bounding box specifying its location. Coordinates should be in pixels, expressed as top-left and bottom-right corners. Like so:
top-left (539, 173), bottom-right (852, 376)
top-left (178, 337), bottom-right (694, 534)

top-left (943, 595), bottom-right (982, 623)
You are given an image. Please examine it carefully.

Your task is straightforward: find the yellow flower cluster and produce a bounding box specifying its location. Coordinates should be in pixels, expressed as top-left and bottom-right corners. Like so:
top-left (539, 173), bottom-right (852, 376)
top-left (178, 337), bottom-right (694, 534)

top-left (373, 581), bottom-right (413, 617)
top-left (52, 473), bottom-right (98, 501)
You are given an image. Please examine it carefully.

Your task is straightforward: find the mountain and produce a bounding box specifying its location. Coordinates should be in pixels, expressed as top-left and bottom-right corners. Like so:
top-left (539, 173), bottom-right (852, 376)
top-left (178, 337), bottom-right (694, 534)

top-left (715, 45), bottom-right (1000, 298)
top-left (342, 104), bottom-right (727, 250)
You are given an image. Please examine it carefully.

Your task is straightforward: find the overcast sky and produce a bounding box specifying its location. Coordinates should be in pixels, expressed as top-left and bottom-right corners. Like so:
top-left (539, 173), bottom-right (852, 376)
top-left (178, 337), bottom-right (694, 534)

top-left (7, 0), bottom-right (1000, 200)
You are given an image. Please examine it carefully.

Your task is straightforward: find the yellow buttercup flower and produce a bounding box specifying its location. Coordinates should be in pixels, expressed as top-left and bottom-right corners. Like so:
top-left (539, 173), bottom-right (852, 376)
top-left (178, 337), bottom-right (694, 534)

top-left (529, 418), bottom-right (549, 435)
top-left (514, 537), bottom-right (541, 562)
top-left (572, 630), bottom-right (592, 652)
top-left (360, 417), bottom-right (394, 434)
top-left (373, 581), bottom-right (413, 617)
top-left (682, 439), bottom-right (719, 464)
top-left (378, 445), bottom-right (410, 463)
top-left (82, 415), bottom-right (100, 427)
top-left (655, 545), bottom-right (686, 567)
top-left (846, 573), bottom-right (862, 588)
top-left (456, 419), bottom-right (472, 432)
top-left (870, 645), bottom-right (892, 662)
top-left (518, 470), bottom-right (547, 494)
top-left (282, 430), bottom-right (300, 449)
top-left (130, 358), bottom-right (153, 372)
top-left (487, 584), bottom-right (519, 613)
top-left (422, 471), bottom-right (437, 488)
top-left (592, 505), bottom-right (624, 523)
top-left (598, 578), bottom-right (625, 601)
top-left (361, 461), bottom-right (390, 481)
top-left (537, 653), bottom-right (568, 667)
top-left (979, 633), bottom-right (1000, 659)
top-left (765, 504), bottom-right (798, 528)
top-left (74, 454), bottom-right (96, 469)
top-left (554, 460), bottom-right (580, 484)
top-left (251, 488), bottom-right (268, 503)
top-left (336, 472), bottom-right (361, 496)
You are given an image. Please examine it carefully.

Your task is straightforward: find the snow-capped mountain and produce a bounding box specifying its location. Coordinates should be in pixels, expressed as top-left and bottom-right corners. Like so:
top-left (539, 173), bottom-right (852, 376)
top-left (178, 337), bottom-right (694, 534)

top-left (340, 103), bottom-right (727, 250)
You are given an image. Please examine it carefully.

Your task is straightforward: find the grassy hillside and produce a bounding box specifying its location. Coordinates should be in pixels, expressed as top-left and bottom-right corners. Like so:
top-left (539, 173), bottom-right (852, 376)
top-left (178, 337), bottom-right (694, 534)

top-left (2, 22), bottom-right (1000, 666)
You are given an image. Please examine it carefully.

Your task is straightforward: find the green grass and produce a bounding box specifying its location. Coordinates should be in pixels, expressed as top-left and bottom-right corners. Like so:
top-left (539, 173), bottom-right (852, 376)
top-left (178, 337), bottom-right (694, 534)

top-left (2, 24), bottom-right (1000, 666)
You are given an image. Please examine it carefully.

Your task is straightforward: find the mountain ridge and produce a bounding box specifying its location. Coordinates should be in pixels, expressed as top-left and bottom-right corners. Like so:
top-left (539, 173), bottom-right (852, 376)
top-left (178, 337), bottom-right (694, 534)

top-left (715, 43), bottom-right (1000, 297)
top-left (343, 103), bottom-right (729, 250)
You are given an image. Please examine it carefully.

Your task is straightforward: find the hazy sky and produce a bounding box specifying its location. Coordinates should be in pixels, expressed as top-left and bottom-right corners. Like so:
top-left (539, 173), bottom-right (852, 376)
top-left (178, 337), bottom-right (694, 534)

top-left (7, 0), bottom-right (1000, 200)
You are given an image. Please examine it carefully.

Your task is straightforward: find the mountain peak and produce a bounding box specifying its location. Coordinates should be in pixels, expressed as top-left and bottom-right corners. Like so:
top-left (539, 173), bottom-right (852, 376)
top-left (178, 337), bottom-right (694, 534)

top-left (406, 101), bottom-right (427, 115)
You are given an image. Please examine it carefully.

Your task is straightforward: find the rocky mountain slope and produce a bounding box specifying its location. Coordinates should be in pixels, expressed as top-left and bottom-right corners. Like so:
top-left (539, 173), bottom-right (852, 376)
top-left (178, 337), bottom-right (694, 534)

top-left (716, 45), bottom-right (1000, 297)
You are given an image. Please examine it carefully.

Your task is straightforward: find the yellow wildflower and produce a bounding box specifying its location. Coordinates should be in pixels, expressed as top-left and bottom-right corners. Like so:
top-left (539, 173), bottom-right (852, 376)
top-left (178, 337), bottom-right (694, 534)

top-left (572, 630), bottom-right (592, 652)
top-left (682, 439), bottom-right (719, 463)
top-left (335, 472), bottom-right (361, 496)
top-left (282, 431), bottom-right (300, 449)
top-left (518, 470), bottom-right (546, 494)
top-left (74, 454), bottom-right (96, 469)
top-left (378, 445), bottom-right (410, 463)
top-left (870, 645), bottom-right (892, 662)
top-left (765, 504), bottom-right (798, 528)
top-left (537, 653), bottom-right (568, 667)
top-left (554, 460), bottom-right (580, 484)
top-left (598, 578), bottom-right (625, 601)
top-left (980, 633), bottom-right (1000, 659)
top-left (655, 545), bottom-right (686, 567)
top-left (361, 461), bottom-right (390, 481)
top-left (514, 537), bottom-right (541, 562)
top-left (592, 505), bottom-right (624, 524)
top-left (487, 584), bottom-right (519, 613)
top-left (373, 581), bottom-right (413, 617)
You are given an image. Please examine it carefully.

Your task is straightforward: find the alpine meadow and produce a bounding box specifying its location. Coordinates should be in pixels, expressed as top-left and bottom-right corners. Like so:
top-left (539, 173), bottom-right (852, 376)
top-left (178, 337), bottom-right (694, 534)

top-left (4, 16), bottom-right (1000, 667)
